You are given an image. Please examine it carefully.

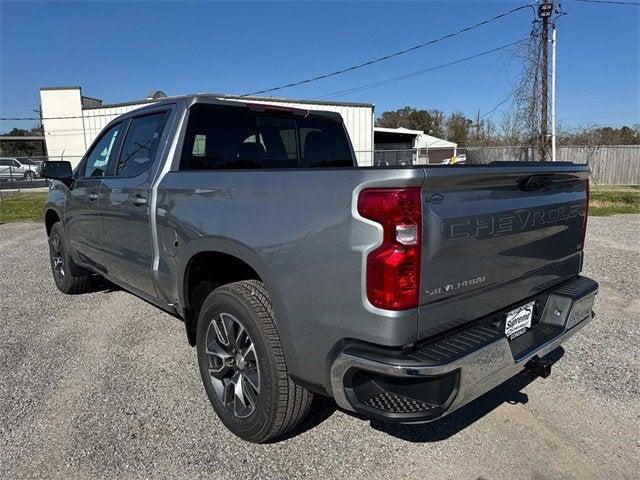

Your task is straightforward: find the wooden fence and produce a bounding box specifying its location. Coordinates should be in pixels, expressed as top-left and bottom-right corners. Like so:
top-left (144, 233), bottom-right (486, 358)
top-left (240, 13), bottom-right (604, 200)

top-left (463, 145), bottom-right (640, 186)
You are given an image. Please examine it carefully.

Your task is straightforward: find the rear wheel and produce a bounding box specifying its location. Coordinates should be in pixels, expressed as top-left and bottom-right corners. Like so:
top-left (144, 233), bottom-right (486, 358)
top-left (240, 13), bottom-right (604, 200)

top-left (196, 280), bottom-right (313, 443)
top-left (48, 222), bottom-right (94, 294)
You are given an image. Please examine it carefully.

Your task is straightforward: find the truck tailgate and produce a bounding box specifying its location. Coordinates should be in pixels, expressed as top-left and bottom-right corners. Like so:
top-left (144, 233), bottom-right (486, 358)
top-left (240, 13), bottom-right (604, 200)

top-left (418, 163), bottom-right (589, 339)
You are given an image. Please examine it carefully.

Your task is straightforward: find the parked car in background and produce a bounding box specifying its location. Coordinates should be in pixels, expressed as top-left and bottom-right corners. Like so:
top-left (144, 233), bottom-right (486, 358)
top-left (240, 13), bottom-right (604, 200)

top-left (442, 153), bottom-right (467, 165)
top-left (0, 157), bottom-right (40, 180)
top-left (41, 95), bottom-right (597, 443)
top-left (17, 157), bottom-right (44, 168)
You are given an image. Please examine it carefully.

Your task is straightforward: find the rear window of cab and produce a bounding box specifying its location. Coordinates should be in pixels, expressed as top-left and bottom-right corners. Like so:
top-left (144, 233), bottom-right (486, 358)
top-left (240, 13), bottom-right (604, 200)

top-left (179, 104), bottom-right (354, 170)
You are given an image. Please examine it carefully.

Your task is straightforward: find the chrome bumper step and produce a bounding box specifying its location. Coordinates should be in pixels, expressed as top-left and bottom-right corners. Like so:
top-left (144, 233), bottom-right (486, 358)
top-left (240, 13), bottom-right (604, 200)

top-left (330, 275), bottom-right (598, 422)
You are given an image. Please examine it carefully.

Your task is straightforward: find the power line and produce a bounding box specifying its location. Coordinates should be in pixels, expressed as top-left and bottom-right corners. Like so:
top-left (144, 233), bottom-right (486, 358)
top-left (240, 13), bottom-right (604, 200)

top-left (312, 37), bottom-right (533, 100)
top-left (241, 3), bottom-right (536, 96)
top-left (1, 113), bottom-right (128, 121)
top-left (572, 0), bottom-right (640, 5)
top-left (3, 5), bottom-right (537, 123)
top-left (479, 94), bottom-right (514, 120)
top-left (3, 39), bottom-right (532, 123)
top-left (1, 117), bottom-right (45, 121)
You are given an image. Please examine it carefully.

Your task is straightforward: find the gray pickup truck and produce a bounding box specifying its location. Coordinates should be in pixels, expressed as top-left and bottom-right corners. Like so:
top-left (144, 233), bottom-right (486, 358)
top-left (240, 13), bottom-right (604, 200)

top-left (41, 95), bottom-right (598, 443)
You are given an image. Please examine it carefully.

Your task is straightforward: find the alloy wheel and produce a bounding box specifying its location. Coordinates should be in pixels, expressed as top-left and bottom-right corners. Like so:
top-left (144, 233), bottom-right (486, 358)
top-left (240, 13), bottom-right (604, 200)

top-left (50, 234), bottom-right (65, 283)
top-left (205, 312), bottom-right (261, 418)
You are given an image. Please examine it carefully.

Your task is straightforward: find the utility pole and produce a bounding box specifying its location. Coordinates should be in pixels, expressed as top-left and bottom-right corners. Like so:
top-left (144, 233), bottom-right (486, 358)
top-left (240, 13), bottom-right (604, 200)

top-left (33, 107), bottom-right (43, 132)
top-left (538, 0), bottom-right (553, 161)
top-left (476, 109), bottom-right (480, 141)
top-left (551, 25), bottom-right (557, 161)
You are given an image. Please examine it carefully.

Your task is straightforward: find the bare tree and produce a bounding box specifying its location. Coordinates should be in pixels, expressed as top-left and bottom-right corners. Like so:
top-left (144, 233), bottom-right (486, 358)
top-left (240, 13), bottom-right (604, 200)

top-left (511, 24), bottom-right (547, 159)
top-left (500, 111), bottom-right (525, 146)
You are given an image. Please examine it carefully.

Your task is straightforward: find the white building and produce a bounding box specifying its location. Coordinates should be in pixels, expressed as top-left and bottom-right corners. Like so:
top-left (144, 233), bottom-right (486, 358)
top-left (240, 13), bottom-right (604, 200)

top-left (374, 127), bottom-right (457, 165)
top-left (40, 87), bottom-right (375, 167)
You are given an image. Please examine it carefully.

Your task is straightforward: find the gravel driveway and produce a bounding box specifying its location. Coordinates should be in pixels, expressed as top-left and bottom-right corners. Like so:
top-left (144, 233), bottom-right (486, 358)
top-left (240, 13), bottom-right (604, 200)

top-left (1, 216), bottom-right (638, 480)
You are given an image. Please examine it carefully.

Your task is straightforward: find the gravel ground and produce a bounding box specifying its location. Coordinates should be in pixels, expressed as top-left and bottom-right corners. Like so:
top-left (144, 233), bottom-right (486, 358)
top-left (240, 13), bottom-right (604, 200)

top-left (1, 216), bottom-right (638, 480)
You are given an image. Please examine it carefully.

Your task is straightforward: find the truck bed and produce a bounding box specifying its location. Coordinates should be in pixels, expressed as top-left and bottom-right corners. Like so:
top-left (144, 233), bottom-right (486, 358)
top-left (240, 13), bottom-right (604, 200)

top-left (155, 161), bottom-right (589, 389)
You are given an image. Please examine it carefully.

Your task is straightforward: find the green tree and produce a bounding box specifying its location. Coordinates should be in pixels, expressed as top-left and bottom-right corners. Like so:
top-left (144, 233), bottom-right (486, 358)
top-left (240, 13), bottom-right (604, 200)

top-left (2, 126), bottom-right (43, 136)
top-left (557, 124), bottom-right (640, 146)
top-left (445, 112), bottom-right (473, 145)
top-left (1, 126), bottom-right (45, 157)
top-left (375, 107), bottom-right (445, 137)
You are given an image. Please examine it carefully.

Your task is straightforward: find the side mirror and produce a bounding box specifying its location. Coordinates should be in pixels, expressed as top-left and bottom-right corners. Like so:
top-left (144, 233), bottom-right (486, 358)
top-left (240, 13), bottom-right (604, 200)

top-left (41, 161), bottom-right (73, 180)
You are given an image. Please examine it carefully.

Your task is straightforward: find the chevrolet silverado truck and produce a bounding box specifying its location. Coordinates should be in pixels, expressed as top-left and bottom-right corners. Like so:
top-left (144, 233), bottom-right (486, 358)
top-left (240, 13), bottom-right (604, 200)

top-left (41, 95), bottom-right (598, 443)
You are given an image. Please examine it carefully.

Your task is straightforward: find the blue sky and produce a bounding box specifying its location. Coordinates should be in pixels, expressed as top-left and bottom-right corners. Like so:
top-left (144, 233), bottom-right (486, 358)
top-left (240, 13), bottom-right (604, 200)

top-left (1, 0), bottom-right (639, 132)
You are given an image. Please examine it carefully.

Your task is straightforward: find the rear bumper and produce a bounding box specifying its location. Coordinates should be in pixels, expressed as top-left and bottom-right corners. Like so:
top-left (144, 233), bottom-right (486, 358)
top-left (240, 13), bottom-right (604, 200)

top-left (330, 275), bottom-right (598, 422)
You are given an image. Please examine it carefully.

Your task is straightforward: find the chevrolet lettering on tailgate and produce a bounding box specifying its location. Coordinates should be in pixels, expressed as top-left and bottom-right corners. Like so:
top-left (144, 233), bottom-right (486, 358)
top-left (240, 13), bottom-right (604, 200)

top-left (446, 201), bottom-right (585, 240)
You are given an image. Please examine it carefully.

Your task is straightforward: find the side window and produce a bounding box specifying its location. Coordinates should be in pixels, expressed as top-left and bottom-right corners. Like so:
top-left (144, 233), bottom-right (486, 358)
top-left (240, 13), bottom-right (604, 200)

top-left (115, 112), bottom-right (168, 177)
top-left (298, 118), bottom-right (353, 168)
top-left (12, 160), bottom-right (21, 168)
top-left (257, 116), bottom-right (297, 166)
top-left (179, 105), bottom-right (298, 170)
top-left (83, 123), bottom-right (121, 178)
top-left (192, 134), bottom-right (206, 156)
top-left (179, 105), bottom-right (354, 170)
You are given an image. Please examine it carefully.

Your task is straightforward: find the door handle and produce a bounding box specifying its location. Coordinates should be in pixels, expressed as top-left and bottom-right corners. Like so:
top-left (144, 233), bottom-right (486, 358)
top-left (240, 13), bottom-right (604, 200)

top-left (130, 195), bottom-right (147, 206)
top-left (86, 193), bottom-right (98, 201)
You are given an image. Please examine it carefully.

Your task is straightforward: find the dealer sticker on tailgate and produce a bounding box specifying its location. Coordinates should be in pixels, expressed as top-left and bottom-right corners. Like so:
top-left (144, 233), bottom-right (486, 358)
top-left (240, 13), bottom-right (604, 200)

top-left (505, 301), bottom-right (535, 340)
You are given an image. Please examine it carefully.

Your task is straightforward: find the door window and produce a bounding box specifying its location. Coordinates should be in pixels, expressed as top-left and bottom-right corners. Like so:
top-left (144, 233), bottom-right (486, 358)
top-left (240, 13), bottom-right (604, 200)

top-left (298, 118), bottom-right (352, 168)
top-left (115, 112), bottom-right (168, 177)
top-left (83, 123), bottom-right (121, 178)
top-left (179, 105), bottom-right (299, 170)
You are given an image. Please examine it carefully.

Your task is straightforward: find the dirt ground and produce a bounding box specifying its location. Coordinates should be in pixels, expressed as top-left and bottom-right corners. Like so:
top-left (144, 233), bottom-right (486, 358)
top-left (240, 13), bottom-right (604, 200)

top-left (1, 216), bottom-right (638, 479)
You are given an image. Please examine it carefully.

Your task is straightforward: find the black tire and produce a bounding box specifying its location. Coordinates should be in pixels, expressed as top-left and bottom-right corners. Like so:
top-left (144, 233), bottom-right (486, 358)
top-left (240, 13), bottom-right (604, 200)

top-left (48, 222), bottom-right (94, 294)
top-left (196, 280), bottom-right (313, 443)
top-left (24, 170), bottom-right (36, 180)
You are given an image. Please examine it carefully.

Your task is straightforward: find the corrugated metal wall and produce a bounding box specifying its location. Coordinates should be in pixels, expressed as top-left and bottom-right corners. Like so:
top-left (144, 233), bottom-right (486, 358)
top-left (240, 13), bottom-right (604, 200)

top-left (81, 99), bottom-right (374, 166)
top-left (464, 145), bottom-right (640, 186)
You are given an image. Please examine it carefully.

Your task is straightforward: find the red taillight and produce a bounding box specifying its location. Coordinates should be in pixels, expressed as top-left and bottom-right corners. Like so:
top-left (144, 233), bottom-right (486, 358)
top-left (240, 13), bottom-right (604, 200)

top-left (582, 180), bottom-right (589, 249)
top-left (357, 187), bottom-right (422, 310)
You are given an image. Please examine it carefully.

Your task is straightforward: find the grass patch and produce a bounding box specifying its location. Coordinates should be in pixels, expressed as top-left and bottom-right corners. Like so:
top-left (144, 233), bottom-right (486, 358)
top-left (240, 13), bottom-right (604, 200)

top-left (0, 191), bottom-right (47, 223)
top-left (589, 189), bottom-right (640, 216)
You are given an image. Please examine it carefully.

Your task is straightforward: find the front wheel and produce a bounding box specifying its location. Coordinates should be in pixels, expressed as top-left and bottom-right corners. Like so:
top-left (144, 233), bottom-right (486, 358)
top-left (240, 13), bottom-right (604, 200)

top-left (48, 222), bottom-right (94, 294)
top-left (24, 170), bottom-right (36, 180)
top-left (196, 280), bottom-right (313, 443)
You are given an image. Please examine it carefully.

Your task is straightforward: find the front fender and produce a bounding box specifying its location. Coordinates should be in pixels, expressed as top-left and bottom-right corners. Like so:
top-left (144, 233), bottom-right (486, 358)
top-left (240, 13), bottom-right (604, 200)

top-left (44, 181), bottom-right (67, 233)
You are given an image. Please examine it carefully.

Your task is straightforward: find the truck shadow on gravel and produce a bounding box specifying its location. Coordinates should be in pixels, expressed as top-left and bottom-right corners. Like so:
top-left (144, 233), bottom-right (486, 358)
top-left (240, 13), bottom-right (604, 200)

top-left (369, 347), bottom-right (565, 443)
top-left (84, 275), bottom-right (122, 294)
top-left (279, 347), bottom-right (565, 443)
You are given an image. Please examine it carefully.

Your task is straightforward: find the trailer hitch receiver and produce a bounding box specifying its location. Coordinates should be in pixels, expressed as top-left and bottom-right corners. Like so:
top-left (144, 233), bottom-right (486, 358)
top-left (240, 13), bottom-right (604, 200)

top-left (525, 356), bottom-right (553, 378)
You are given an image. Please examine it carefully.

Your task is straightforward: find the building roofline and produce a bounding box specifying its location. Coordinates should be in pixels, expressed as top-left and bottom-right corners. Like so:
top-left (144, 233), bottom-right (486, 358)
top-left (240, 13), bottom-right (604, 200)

top-left (40, 86), bottom-right (81, 91)
top-left (83, 98), bottom-right (155, 110)
top-left (419, 134), bottom-right (457, 148)
top-left (374, 127), bottom-right (457, 147)
top-left (374, 127), bottom-right (423, 135)
top-left (83, 92), bottom-right (375, 111)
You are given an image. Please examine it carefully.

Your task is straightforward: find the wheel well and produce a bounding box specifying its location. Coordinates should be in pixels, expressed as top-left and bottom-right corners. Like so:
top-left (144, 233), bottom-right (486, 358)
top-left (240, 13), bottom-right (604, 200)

top-left (45, 209), bottom-right (60, 236)
top-left (183, 251), bottom-right (261, 345)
